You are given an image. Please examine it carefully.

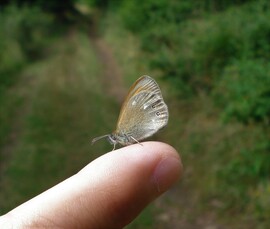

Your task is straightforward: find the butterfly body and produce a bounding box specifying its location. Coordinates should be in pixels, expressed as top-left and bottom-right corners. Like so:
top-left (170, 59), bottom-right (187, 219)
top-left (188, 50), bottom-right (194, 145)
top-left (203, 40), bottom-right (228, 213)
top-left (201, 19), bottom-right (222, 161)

top-left (92, 75), bottom-right (168, 150)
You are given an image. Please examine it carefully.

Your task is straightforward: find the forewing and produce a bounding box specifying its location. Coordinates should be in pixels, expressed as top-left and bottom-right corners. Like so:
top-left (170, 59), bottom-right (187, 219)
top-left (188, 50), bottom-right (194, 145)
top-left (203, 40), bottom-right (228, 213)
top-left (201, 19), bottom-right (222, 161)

top-left (116, 91), bottom-right (168, 141)
top-left (117, 75), bottom-right (163, 126)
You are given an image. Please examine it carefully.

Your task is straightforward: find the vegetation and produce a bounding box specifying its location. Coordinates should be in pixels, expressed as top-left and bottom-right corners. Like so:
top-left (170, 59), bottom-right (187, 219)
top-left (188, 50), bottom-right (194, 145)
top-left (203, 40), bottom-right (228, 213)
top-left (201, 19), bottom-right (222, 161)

top-left (0, 0), bottom-right (269, 228)
top-left (88, 0), bottom-right (270, 227)
top-left (0, 0), bottom-right (78, 20)
top-left (0, 3), bottom-right (116, 212)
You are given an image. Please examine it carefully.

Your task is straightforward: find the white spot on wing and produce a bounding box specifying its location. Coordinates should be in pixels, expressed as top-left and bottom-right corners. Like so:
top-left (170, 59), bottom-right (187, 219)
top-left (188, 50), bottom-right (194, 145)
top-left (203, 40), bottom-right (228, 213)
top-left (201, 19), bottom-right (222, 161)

top-left (143, 104), bottom-right (148, 110)
top-left (132, 101), bottom-right (137, 106)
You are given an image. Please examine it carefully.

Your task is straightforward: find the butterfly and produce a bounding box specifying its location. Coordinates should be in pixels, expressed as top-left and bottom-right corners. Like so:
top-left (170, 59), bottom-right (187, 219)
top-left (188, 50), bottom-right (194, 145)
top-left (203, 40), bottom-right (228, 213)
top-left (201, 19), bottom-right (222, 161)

top-left (92, 75), bottom-right (169, 150)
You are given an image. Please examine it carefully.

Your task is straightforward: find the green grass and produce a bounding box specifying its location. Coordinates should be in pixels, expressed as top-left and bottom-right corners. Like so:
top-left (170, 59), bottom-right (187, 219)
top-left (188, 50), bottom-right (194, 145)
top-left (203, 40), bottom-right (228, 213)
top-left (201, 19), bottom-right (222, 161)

top-left (0, 30), bottom-right (119, 213)
top-left (125, 205), bottom-right (155, 229)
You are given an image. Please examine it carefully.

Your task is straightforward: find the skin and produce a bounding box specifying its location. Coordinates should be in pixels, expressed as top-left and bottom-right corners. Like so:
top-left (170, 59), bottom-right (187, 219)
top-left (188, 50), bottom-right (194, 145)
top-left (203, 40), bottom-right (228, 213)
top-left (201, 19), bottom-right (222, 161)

top-left (0, 142), bottom-right (182, 229)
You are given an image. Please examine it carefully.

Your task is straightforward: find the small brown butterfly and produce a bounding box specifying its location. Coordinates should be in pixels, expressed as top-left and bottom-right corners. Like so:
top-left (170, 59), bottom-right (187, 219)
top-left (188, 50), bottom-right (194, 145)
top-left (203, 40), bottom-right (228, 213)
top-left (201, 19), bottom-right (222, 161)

top-left (92, 75), bottom-right (169, 150)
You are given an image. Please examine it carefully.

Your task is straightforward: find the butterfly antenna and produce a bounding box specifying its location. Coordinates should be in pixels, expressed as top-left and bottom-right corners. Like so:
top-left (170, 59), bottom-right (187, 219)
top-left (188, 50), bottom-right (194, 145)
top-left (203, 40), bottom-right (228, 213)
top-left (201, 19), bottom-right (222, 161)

top-left (91, 135), bottom-right (109, 145)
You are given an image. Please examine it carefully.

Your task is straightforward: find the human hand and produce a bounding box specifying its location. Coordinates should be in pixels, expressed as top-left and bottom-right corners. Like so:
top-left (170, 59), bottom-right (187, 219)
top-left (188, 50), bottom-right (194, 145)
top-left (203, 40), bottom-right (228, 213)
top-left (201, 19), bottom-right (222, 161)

top-left (0, 142), bottom-right (182, 229)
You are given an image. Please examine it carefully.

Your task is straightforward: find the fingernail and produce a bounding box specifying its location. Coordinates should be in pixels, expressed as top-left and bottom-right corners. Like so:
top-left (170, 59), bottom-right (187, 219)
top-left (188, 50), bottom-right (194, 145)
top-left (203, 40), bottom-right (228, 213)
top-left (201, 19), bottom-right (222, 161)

top-left (151, 157), bottom-right (181, 193)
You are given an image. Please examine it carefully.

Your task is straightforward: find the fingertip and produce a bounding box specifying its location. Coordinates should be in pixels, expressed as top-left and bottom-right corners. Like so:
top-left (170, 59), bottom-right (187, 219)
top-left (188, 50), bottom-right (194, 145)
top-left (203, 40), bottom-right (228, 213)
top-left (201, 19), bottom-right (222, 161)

top-left (137, 142), bottom-right (182, 192)
top-left (116, 141), bottom-right (183, 173)
top-left (102, 141), bottom-right (183, 193)
top-left (82, 141), bottom-right (183, 198)
top-left (141, 141), bottom-right (181, 161)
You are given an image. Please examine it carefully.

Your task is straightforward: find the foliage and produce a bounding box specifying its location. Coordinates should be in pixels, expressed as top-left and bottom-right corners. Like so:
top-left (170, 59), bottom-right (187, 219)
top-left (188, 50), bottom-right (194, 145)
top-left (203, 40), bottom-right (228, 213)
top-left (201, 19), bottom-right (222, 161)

top-left (94, 0), bottom-right (270, 227)
top-left (215, 138), bottom-right (270, 226)
top-left (0, 0), bottom-right (78, 19)
top-left (219, 141), bottom-right (270, 198)
top-left (119, 0), bottom-right (194, 33)
top-left (0, 5), bottom-right (53, 90)
top-left (115, 0), bottom-right (270, 126)
top-left (215, 59), bottom-right (270, 124)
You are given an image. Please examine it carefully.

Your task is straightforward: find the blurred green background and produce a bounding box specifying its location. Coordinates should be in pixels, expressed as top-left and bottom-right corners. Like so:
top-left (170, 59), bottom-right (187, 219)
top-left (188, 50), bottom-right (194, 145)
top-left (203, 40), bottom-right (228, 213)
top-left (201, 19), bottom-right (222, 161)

top-left (0, 0), bottom-right (269, 228)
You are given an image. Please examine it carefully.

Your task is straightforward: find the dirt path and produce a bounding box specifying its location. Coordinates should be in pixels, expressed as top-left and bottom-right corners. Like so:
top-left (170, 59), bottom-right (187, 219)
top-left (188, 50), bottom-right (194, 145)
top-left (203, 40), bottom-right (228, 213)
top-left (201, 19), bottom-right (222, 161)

top-left (89, 31), bottom-right (126, 104)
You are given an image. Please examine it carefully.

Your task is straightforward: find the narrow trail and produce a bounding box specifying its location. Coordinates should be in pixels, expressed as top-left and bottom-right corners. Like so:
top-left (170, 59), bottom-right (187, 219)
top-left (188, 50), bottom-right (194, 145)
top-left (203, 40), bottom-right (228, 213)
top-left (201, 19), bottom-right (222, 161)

top-left (89, 27), bottom-right (126, 104)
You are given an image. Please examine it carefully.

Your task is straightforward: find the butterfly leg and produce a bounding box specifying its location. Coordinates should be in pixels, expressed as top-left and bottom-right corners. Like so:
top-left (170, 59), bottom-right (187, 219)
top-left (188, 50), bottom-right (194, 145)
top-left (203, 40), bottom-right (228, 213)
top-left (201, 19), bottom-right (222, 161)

top-left (130, 136), bottom-right (143, 146)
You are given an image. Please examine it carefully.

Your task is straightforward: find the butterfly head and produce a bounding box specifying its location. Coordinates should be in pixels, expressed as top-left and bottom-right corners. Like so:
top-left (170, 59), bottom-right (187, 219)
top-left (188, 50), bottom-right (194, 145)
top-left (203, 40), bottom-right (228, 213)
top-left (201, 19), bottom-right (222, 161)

top-left (92, 132), bottom-right (132, 151)
top-left (107, 134), bottom-right (117, 145)
top-left (91, 133), bottom-right (118, 150)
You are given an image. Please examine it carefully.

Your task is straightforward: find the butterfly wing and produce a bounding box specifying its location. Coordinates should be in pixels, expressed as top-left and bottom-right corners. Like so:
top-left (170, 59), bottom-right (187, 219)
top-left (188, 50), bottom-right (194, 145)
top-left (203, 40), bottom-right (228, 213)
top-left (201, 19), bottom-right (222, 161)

top-left (119, 75), bottom-right (162, 112)
top-left (115, 76), bottom-right (168, 142)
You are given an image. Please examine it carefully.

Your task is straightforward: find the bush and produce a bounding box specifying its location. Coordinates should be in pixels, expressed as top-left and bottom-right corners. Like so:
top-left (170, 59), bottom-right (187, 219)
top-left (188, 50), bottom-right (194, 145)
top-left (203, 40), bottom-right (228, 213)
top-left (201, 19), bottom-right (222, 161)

top-left (119, 0), bottom-right (194, 33)
top-left (115, 0), bottom-right (270, 99)
top-left (0, 5), bottom-right (53, 90)
top-left (215, 59), bottom-right (270, 125)
top-left (1, 5), bottom-right (53, 59)
top-left (218, 140), bottom-right (270, 212)
top-left (0, 0), bottom-right (77, 19)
